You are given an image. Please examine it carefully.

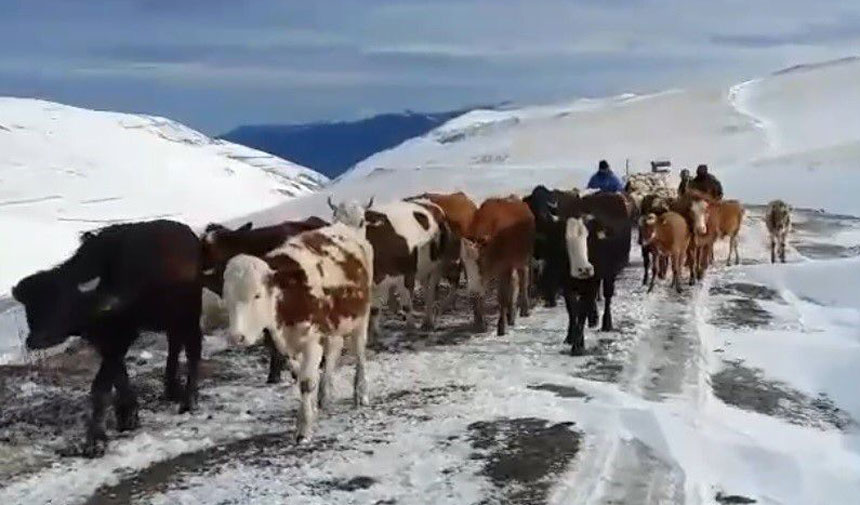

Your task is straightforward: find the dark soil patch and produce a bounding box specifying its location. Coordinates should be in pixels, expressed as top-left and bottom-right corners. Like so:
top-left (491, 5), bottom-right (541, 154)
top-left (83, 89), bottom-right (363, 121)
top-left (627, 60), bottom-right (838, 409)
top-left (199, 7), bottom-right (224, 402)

top-left (716, 492), bottom-right (757, 504)
top-left (709, 298), bottom-right (772, 329)
top-left (709, 282), bottom-right (782, 302)
top-left (712, 360), bottom-right (853, 431)
top-left (468, 417), bottom-right (582, 505)
top-left (528, 383), bottom-right (590, 400)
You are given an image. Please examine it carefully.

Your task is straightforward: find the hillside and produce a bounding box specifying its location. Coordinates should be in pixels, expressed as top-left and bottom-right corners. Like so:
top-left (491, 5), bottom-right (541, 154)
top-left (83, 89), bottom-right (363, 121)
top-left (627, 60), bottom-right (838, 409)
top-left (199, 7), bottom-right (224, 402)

top-left (0, 98), bottom-right (328, 295)
top-left (346, 57), bottom-right (860, 215)
top-left (220, 108), bottom-right (474, 179)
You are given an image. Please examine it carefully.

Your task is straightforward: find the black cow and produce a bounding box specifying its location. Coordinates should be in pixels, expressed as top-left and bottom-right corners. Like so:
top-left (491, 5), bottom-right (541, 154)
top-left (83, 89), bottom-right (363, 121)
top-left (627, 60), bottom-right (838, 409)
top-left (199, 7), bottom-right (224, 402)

top-left (12, 220), bottom-right (203, 457)
top-left (540, 192), bottom-right (632, 355)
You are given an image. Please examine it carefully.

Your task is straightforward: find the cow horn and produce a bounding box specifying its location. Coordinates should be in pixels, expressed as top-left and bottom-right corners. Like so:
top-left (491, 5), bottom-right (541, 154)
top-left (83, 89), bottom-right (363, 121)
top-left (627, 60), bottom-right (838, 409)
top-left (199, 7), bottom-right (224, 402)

top-left (366, 197), bottom-right (374, 209)
top-left (238, 222), bottom-right (253, 232)
top-left (327, 195), bottom-right (337, 212)
top-left (77, 277), bottom-right (101, 293)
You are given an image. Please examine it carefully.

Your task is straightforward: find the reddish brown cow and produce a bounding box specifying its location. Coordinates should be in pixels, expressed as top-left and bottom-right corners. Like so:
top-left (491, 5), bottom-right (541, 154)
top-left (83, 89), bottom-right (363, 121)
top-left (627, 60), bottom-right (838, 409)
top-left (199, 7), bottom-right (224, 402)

top-left (639, 212), bottom-right (690, 293)
top-left (714, 199), bottom-right (745, 266)
top-left (461, 196), bottom-right (535, 336)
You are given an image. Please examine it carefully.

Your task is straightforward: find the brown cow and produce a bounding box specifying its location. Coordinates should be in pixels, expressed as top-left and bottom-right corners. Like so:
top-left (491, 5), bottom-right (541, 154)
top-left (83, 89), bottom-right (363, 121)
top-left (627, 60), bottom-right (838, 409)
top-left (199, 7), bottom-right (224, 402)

top-left (461, 196), bottom-right (535, 336)
top-left (639, 211), bottom-right (690, 293)
top-left (200, 216), bottom-right (328, 383)
top-left (223, 223), bottom-right (373, 442)
top-left (715, 199), bottom-right (745, 266)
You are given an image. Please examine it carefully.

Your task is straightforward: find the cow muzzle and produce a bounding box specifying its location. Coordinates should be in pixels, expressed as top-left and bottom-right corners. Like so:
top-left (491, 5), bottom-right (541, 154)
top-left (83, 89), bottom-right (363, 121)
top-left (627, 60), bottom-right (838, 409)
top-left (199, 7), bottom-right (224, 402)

top-left (572, 265), bottom-right (595, 279)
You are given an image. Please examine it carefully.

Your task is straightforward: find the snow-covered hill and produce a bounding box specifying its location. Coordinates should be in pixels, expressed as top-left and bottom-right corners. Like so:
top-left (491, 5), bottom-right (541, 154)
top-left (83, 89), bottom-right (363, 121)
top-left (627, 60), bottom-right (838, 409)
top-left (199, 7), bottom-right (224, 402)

top-left (0, 98), bottom-right (328, 294)
top-left (347, 57), bottom-right (860, 215)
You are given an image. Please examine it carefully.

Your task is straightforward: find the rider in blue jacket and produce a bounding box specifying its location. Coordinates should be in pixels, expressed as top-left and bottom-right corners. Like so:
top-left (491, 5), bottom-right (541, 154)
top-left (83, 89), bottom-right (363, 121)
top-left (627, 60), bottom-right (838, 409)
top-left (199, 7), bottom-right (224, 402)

top-left (587, 160), bottom-right (624, 193)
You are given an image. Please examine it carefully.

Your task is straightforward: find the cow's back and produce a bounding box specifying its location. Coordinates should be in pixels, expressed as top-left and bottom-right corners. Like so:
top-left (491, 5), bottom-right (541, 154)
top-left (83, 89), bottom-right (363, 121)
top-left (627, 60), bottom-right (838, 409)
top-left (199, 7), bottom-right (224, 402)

top-left (91, 220), bottom-right (202, 327)
top-left (471, 198), bottom-right (535, 269)
top-left (422, 192), bottom-right (477, 238)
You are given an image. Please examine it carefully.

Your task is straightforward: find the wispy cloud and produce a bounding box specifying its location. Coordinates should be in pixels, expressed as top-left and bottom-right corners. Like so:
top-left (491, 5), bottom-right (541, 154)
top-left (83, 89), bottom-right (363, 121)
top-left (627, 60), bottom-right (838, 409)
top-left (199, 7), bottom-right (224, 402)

top-left (0, 0), bottom-right (857, 132)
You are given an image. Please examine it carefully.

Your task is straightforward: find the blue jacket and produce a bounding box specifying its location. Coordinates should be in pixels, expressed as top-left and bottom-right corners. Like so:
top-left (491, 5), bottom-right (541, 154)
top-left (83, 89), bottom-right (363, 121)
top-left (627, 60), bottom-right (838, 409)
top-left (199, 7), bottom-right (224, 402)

top-left (587, 170), bottom-right (624, 193)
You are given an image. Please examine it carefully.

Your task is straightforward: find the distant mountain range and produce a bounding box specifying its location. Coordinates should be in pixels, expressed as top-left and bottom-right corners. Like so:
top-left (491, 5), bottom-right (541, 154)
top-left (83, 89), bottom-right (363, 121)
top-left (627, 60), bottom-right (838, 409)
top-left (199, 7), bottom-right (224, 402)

top-left (220, 108), bottom-right (478, 179)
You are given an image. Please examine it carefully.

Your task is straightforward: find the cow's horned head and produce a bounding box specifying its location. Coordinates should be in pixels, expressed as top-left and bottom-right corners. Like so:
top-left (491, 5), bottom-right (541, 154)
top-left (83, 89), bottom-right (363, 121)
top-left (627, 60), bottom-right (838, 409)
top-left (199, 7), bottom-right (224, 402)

top-left (328, 196), bottom-right (374, 229)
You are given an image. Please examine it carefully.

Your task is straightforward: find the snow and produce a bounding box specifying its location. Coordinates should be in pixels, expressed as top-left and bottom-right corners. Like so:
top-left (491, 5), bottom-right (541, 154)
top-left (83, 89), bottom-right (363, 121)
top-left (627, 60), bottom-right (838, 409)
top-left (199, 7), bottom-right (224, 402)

top-left (347, 57), bottom-right (860, 217)
top-left (0, 97), bottom-right (328, 296)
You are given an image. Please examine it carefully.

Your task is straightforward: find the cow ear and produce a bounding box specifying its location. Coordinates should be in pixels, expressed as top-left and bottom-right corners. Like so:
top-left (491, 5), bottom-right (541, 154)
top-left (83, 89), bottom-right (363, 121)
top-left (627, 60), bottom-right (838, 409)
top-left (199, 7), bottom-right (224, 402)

top-left (366, 196), bottom-right (374, 209)
top-left (238, 222), bottom-right (253, 232)
top-left (583, 214), bottom-right (595, 223)
top-left (77, 277), bottom-right (101, 293)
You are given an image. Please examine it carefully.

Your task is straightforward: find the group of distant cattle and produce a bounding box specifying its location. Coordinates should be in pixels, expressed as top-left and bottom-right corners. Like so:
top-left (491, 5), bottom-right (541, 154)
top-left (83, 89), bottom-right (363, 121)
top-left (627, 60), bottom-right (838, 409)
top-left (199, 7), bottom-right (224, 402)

top-left (10, 181), bottom-right (793, 456)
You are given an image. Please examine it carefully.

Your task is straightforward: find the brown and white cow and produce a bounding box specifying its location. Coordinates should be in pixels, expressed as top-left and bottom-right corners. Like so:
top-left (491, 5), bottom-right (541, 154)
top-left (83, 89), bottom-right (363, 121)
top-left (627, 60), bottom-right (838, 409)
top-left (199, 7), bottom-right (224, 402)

top-left (328, 196), bottom-right (455, 334)
top-left (639, 211), bottom-right (690, 293)
top-left (405, 191), bottom-right (477, 308)
top-left (766, 199), bottom-right (791, 263)
top-left (200, 216), bottom-right (329, 383)
top-left (222, 222), bottom-right (373, 442)
top-left (460, 196), bottom-right (535, 336)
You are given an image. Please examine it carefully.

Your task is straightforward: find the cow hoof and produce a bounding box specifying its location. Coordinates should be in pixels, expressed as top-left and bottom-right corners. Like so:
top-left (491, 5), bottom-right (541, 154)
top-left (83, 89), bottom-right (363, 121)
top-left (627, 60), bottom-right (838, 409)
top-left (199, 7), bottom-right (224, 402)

top-left (179, 396), bottom-right (197, 414)
top-left (115, 404), bottom-right (140, 432)
top-left (601, 323), bottom-right (613, 332)
top-left (295, 432), bottom-right (312, 444)
top-left (266, 374), bottom-right (283, 385)
top-left (587, 317), bottom-right (598, 329)
top-left (354, 394), bottom-right (369, 408)
top-left (163, 382), bottom-right (184, 402)
top-left (83, 432), bottom-right (108, 459)
top-left (421, 321), bottom-right (435, 332)
top-left (570, 346), bottom-right (585, 357)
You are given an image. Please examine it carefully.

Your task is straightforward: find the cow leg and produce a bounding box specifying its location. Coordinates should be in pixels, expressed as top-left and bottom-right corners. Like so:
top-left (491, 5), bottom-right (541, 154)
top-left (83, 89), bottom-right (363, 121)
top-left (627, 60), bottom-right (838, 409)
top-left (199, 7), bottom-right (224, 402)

top-left (421, 269), bottom-right (443, 331)
top-left (178, 323), bottom-right (203, 414)
top-left (318, 335), bottom-right (344, 411)
top-left (563, 288), bottom-right (577, 346)
top-left (571, 294), bottom-right (589, 356)
top-left (497, 270), bottom-right (512, 336)
top-left (517, 265), bottom-right (531, 318)
top-left (471, 290), bottom-right (487, 332)
top-left (396, 277), bottom-right (416, 329)
top-left (296, 340), bottom-right (323, 443)
top-left (770, 236), bottom-right (777, 264)
top-left (672, 252), bottom-right (683, 293)
top-left (641, 246), bottom-right (651, 285)
top-left (85, 349), bottom-right (124, 458)
top-left (648, 254), bottom-right (659, 293)
top-left (164, 335), bottom-right (184, 402)
top-left (352, 311), bottom-right (370, 407)
top-left (507, 269), bottom-right (517, 327)
top-left (596, 279), bottom-right (603, 302)
top-left (779, 235), bottom-right (787, 263)
top-left (266, 332), bottom-right (286, 384)
top-left (113, 358), bottom-right (140, 433)
top-left (601, 277), bottom-right (615, 332)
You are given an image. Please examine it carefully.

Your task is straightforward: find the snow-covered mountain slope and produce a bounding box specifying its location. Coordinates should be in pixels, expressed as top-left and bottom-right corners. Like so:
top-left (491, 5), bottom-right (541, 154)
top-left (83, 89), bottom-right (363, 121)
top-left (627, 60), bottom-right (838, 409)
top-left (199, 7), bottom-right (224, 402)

top-left (0, 98), bottom-right (328, 294)
top-left (347, 57), bottom-right (860, 215)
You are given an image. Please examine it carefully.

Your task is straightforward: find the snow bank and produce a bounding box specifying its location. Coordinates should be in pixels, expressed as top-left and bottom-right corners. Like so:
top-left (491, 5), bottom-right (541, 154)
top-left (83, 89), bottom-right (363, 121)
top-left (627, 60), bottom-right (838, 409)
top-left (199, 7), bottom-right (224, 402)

top-left (0, 98), bottom-right (327, 294)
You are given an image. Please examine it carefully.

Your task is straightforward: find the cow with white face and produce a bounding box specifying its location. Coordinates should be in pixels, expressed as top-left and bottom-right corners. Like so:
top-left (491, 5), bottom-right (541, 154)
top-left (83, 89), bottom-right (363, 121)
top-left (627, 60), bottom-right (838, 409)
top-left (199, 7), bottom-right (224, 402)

top-left (329, 196), bottom-right (457, 336)
top-left (222, 222), bottom-right (373, 442)
top-left (538, 191), bottom-right (631, 355)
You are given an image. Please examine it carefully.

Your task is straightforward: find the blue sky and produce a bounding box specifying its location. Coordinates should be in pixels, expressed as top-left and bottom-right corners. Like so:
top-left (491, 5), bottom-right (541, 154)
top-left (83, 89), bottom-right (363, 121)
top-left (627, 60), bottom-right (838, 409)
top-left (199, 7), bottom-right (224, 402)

top-left (1, 1), bottom-right (858, 133)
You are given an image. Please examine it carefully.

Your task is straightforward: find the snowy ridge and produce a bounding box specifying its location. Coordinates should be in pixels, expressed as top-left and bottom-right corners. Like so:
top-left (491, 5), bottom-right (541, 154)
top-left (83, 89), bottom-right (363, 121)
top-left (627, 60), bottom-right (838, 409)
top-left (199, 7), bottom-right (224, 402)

top-left (0, 97), bottom-right (328, 294)
top-left (349, 57), bottom-right (860, 215)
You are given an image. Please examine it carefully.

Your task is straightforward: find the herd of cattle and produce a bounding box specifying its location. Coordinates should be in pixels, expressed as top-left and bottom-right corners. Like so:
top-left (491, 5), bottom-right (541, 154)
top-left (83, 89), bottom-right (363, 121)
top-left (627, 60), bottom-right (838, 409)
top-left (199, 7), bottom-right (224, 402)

top-left (9, 182), bottom-right (793, 456)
